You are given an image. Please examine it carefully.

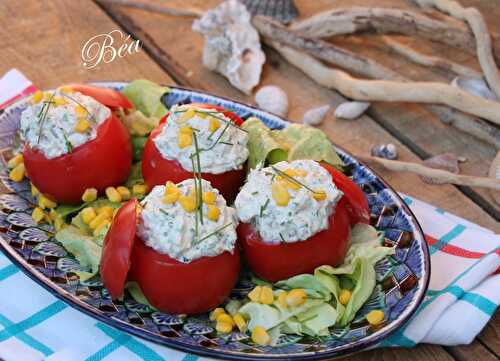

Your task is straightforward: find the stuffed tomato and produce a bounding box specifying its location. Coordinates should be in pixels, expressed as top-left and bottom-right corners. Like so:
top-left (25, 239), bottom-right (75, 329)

top-left (21, 85), bottom-right (132, 204)
top-left (101, 179), bottom-right (241, 314)
top-left (235, 159), bottom-right (367, 282)
top-left (142, 103), bottom-right (248, 202)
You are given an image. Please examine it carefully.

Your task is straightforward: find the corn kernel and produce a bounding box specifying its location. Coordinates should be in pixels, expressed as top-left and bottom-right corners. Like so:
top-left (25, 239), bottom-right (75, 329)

top-left (277, 292), bottom-right (288, 309)
top-left (7, 154), bottom-right (23, 169)
top-left (54, 217), bottom-right (65, 231)
top-left (284, 168), bottom-right (299, 177)
top-left (59, 86), bottom-right (74, 94)
top-left (259, 286), bottom-right (274, 305)
top-left (93, 219), bottom-right (110, 236)
top-left (210, 307), bottom-right (226, 321)
top-left (31, 207), bottom-right (45, 223)
top-left (179, 195), bottom-right (196, 212)
top-left (202, 191), bottom-right (216, 205)
top-left (39, 194), bottom-right (57, 209)
top-left (366, 310), bottom-right (385, 326)
top-left (271, 181), bottom-right (290, 206)
top-left (216, 322), bottom-right (233, 334)
top-left (251, 326), bottom-right (270, 346)
top-left (132, 183), bottom-right (147, 196)
top-left (283, 179), bottom-right (301, 191)
top-left (9, 163), bottom-right (25, 182)
top-left (286, 289), bottom-right (307, 307)
top-left (49, 208), bottom-right (59, 221)
top-left (178, 133), bottom-right (193, 149)
top-left (74, 104), bottom-right (87, 116)
top-left (81, 188), bottom-right (98, 202)
top-left (248, 286), bottom-right (262, 302)
top-left (180, 108), bottom-right (196, 122)
top-left (295, 169), bottom-right (307, 177)
top-left (116, 186), bottom-right (131, 201)
top-left (105, 187), bottom-right (122, 203)
top-left (197, 111), bottom-right (208, 119)
top-left (207, 205), bottom-right (220, 222)
top-left (312, 190), bottom-right (327, 201)
top-left (31, 183), bottom-right (39, 197)
top-left (75, 118), bottom-right (90, 133)
top-left (209, 117), bottom-right (220, 133)
top-left (233, 313), bottom-right (247, 332)
top-left (54, 97), bottom-right (67, 106)
top-left (97, 206), bottom-right (114, 218)
top-left (339, 289), bottom-right (352, 306)
top-left (89, 212), bottom-right (109, 230)
top-left (163, 192), bottom-right (179, 204)
top-left (81, 207), bottom-right (97, 224)
top-left (216, 313), bottom-right (234, 326)
top-left (31, 90), bottom-right (44, 104)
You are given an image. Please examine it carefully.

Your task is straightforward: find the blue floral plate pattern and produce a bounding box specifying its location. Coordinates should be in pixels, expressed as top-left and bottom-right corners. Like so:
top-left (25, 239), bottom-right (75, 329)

top-left (0, 82), bottom-right (430, 360)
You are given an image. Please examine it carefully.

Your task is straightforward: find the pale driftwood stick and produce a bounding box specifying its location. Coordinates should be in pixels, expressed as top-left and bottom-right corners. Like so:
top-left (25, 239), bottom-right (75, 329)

top-left (290, 7), bottom-right (500, 65)
top-left (268, 41), bottom-right (500, 126)
top-left (414, 0), bottom-right (500, 99)
top-left (488, 151), bottom-right (500, 204)
top-left (359, 155), bottom-right (500, 191)
top-left (96, 0), bottom-right (204, 17)
top-left (382, 36), bottom-right (481, 77)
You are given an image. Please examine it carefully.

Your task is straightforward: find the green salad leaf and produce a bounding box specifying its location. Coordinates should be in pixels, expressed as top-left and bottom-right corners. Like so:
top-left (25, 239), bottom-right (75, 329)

top-left (125, 162), bottom-right (144, 188)
top-left (131, 136), bottom-right (148, 161)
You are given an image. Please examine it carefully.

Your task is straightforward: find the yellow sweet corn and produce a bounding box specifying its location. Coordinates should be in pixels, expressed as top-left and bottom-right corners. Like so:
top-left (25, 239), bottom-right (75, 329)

top-left (366, 310), bottom-right (385, 326)
top-left (202, 191), bottom-right (216, 205)
top-left (209, 117), bottom-right (220, 133)
top-left (132, 183), bottom-right (147, 196)
top-left (54, 97), bottom-right (67, 106)
top-left (197, 111), bottom-right (208, 119)
top-left (259, 286), bottom-right (274, 305)
top-left (178, 133), bottom-right (192, 149)
top-left (339, 289), bottom-right (352, 306)
top-left (295, 169), bottom-right (307, 177)
top-left (179, 108), bottom-right (196, 122)
top-left (216, 322), bottom-right (233, 334)
top-left (179, 195), bottom-right (196, 212)
top-left (277, 291), bottom-right (288, 309)
top-left (59, 86), bottom-right (74, 94)
top-left (209, 307), bottom-right (226, 321)
top-left (31, 183), bottom-right (39, 197)
top-left (163, 183), bottom-right (180, 204)
top-left (207, 205), bottom-right (220, 222)
top-left (286, 289), bottom-right (307, 307)
top-left (105, 187), bottom-right (122, 203)
top-left (75, 118), bottom-right (90, 133)
top-left (74, 105), bottom-right (87, 117)
top-left (248, 286), bottom-right (262, 303)
top-left (283, 168), bottom-right (299, 177)
top-left (9, 163), bottom-right (25, 182)
top-left (31, 207), bottom-right (45, 223)
top-left (89, 212), bottom-right (109, 230)
top-left (93, 219), bottom-right (110, 236)
top-left (216, 314), bottom-right (234, 327)
top-left (7, 154), bottom-right (23, 169)
top-left (97, 206), bottom-right (114, 218)
top-left (81, 188), bottom-right (98, 202)
top-left (31, 90), bottom-right (44, 104)
top-left (283, 179), bottom-right (301, 191)
top-left (81, 207), bottom-right (97, 224)
top-left (313, 190), bottom-right (327, 201)
top-left (271, 181), bottom-right (290, 206)
top-left (39, 194), bottom-right (57, 209)
top-left (54, 217), bottom-right (65, 231)
top-left (251, 326), bottom-right (270, 346)
top-left (233, 313), bottom-right (247, 332)
top-left (116, 186), bottom-right (131, 201)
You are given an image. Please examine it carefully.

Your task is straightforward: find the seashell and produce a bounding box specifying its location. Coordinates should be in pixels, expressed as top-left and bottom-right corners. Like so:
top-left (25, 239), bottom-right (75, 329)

top-left (240, 0), bottom-right (299, 24)
top-left (420, 153), bottom-right (460, 184)
top-left (302, 104), bottom-right (330, 126)
top-left (255, 85), bottom-right (289, 117)
top-left (192, 0), bottom-right (266, 94)
top-left (371, 143), bottom-right (398, 160)
top-left (451, 76), bottom-right (498, 101)
top-left (488, 151), bottom-right (500, 205)
top-left (334, 101), bottom-right (370, 120)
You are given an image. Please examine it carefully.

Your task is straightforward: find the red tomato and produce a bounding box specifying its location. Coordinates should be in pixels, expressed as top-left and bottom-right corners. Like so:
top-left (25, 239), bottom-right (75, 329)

top-left (238, 197), bottom-right (351, 282)
top-left (101, 199), bottom-right (138, 299)
top-left (321, 163), bottom-right (370, 225)
top-left (66, 84), bottom-right (133, 109)
top-left (129, 237), bottom-right (240, 314)
top-left (23, 113), bottom-right (132, 204)
top-left (142, 103), bottom-right (246, 202)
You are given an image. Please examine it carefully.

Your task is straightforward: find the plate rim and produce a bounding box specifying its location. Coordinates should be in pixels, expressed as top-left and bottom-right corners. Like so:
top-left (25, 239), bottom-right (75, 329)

top-left (0, 82), bottom-right (430, 360)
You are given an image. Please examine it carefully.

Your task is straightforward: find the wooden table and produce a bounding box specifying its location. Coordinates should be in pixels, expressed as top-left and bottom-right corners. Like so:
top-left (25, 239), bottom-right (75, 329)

top-left (0, 1), bottom-right (498, 360)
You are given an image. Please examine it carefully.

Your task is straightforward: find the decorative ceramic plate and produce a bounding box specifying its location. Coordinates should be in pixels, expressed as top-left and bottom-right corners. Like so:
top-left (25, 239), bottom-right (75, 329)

top-left (0, 82), bottom-right (430, 360)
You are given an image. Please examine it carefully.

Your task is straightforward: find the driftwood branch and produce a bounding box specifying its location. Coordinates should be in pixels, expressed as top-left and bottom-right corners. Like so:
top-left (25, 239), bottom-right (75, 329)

top-left (382, 36), bottom-right (480, 77)
top-left (360, 155), bottom-right (500, 191)
top-left (290, 7), bottom-right (500, 65)
top-left (96, 0), bottom-right (204, 17)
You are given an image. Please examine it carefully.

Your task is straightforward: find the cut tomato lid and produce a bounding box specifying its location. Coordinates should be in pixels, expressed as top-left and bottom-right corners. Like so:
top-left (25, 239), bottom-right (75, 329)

top-left (65, 84), bottom-right (133, 109)
top-left (101, 199), bottom-right (138, 299)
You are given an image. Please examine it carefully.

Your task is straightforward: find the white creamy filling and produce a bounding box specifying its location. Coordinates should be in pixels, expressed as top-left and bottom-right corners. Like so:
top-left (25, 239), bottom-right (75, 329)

top-left (137, 179), bottom-right (238, 263)
top-left (20, 90), bottom-right (110, 159)
top-left (153, 104), bottom-right (249, 174)
top-left (235, 160), bottom-right (343, 244)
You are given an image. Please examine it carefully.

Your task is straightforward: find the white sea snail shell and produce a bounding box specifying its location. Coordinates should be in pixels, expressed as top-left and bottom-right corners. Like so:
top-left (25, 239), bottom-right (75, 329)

top-left (334, 101), bottom-right (370, 120)
top-left (302, 105), bottom-right (330, 126)
top-left (255, 85), bottom-right (289, 117)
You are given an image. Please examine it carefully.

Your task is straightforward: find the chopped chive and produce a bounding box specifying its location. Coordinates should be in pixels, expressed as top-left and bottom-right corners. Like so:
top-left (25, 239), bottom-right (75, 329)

top-left (61, 93), bottom-right (96, 123)
top-left (37, 94), bottom-right (55, 144)
top-left (260, 199), bottom-right (270, 217)
top-left (193, 132), bottom-right (203, 225)
top-left (62, 131), bottom-right (73, 153)
top-left (220, 141), bottom-right (234, 146)
top-left (271, 166), bottom-right (321, 194)
top-left (159, 208), bottom-right (169, 216)
top-left (190, 156), bottom-right (200, 237)
top-left (193, 222), bottom-right (232, 246)
top-left (279, 233), bottom-right (286, 242)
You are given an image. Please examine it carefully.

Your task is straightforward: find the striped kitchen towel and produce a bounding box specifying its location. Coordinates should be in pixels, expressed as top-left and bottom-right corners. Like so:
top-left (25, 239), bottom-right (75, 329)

top-left (0, 69), bottom-right (499, 360)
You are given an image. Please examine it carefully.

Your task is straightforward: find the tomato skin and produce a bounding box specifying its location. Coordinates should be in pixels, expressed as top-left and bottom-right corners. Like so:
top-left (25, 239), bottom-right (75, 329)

top-left (101, 199), bottom-right (138, 299)
top-left (129, 237), bottom-right (240, 314)
top-left (321, 163), bottom-right (370, 225)
top-left (142, 103), bottom-right (246, 202)
top-left (66, 84), bottom-right (133, 109)
top-left (23, 113), bottom-right (132, 204)
top-left (238, 197), bottom-right (350, 282)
